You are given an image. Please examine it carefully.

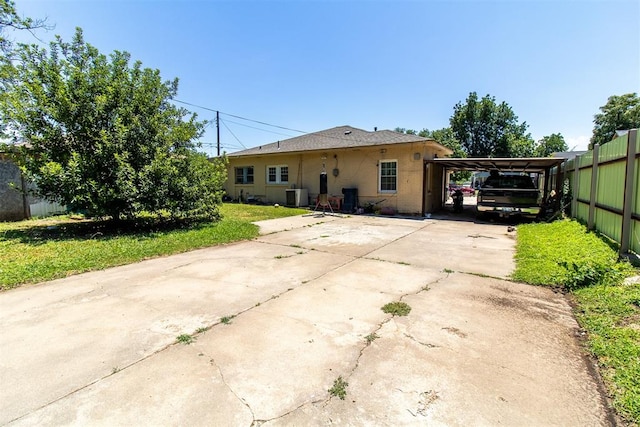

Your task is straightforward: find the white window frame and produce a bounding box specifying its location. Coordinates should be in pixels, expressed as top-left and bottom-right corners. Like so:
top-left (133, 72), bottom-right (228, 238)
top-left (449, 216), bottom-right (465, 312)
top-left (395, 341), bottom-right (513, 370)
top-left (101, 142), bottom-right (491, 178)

top-left (235, 166), bottom-right (254, 184)
top-left (379, 160), bottom-right (397, 193)
top-left (266, 165), bottom-right (289, 184)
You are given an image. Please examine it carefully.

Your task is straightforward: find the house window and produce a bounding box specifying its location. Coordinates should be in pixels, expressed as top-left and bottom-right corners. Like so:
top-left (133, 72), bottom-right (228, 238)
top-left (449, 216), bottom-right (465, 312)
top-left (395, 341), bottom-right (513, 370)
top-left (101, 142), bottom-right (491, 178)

top-left (267, 165), bottom-right (288, 184)
top-left (379, 160), bottom-right (397, 192)
top-left (235, 166), bottom-right (254, 184)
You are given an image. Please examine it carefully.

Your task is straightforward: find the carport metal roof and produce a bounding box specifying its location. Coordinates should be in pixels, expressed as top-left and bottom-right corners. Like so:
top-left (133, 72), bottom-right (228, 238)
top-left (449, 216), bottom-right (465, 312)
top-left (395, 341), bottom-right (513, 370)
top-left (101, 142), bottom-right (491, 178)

top-left (427, 157), bottom-right (566, 172)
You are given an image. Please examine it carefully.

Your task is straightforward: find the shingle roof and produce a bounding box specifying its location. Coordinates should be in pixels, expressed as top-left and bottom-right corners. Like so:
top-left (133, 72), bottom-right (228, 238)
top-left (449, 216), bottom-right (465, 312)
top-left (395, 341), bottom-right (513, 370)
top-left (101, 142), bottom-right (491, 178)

top-left (227, 125), bottom-right (441, 157)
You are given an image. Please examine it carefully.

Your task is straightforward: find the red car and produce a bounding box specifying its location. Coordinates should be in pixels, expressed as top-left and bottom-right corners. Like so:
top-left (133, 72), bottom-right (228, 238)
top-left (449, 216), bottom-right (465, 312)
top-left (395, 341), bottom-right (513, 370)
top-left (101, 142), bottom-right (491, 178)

top-left (449, 184), bottom-right (475, 196)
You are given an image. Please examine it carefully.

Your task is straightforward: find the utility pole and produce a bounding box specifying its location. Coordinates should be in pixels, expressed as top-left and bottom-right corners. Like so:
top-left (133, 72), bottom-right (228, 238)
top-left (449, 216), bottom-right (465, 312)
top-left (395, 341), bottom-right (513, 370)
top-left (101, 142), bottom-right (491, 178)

top-left (216, 110), bottom-right (220, 156)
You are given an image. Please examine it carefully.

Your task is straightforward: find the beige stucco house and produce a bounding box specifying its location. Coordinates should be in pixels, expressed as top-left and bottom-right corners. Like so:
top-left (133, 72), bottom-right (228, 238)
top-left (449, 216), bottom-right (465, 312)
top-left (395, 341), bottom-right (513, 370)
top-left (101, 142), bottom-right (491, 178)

top-left (223, 126), bottom-right (453, 216)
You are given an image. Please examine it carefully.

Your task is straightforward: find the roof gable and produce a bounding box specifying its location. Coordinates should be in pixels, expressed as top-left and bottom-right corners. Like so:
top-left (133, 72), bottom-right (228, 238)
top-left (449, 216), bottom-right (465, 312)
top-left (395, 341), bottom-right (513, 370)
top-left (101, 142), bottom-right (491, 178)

top-left (227, 125), bottom-right (443, 157)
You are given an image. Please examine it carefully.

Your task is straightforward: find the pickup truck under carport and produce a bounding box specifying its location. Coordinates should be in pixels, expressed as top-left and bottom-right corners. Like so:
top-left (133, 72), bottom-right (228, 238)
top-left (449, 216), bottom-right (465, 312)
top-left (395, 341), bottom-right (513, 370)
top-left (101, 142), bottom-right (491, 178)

top-left (477, 174), bottom-right (541, 218)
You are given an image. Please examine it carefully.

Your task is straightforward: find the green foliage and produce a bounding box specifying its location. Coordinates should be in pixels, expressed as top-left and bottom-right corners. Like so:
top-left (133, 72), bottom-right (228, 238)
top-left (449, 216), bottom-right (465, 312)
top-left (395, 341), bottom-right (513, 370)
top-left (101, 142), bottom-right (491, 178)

top-left (419, 127), bottom-right (471, 181)
top-left (512, 220), bottom-right (633, 288)
top-left (365, 333), bottom-right (379, 343)
top-left (176, 334), bottom-right (194, 345)
top-left (574, 282), bottom-right (640, 423)
top-left (1, 28), bottom-right (225, 221)
top-left (381, 301), bottom-right (411, 316)
top-left (591, 93), bottom-right (640, 147)
top-left (450, 92), bottom-right (534, 158)
top-left (393, 127), bottom-right (417, 135)
top-left (220, 315), bottom-right (235, 324)
top-left (0, 1), bottom-right (46, 53)
top-left (559, 260), bottom-right (630, 291)
top-left (534, 133), bottom-right (568, 157)
top-left (328, 376), bottom-right (348, 400)
top-left (0, 0), bottom-right (49, 133)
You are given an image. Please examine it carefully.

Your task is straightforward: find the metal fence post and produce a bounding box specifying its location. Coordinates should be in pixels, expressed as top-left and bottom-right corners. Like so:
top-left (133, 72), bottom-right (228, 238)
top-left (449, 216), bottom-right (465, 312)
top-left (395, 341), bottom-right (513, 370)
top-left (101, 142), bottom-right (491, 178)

top-left (572, 158), bottom-right (580, 218)
top-left (620, 129), bottom-right (638, 255)
top-left (588, 144), bottom-right (599, 230)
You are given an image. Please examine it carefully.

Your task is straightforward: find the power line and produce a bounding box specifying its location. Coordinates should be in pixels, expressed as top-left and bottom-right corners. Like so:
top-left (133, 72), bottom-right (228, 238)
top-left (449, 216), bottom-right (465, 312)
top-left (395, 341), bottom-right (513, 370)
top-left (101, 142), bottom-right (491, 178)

top-left (222, 118), bottom-right (296, 138)
top-left (174, 98), bottom-right (430, 148)
top-left (219, 117), bottom-right (247, 149)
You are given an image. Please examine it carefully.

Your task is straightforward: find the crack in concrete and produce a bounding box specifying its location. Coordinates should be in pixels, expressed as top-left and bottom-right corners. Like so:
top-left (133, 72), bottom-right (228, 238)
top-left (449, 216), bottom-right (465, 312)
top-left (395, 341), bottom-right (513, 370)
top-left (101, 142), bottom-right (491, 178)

top-left (12, 219), bottom-right (440, 424)
top-left (251, 397), bottom-right (326, 426)
top-left (6, 342), bottom-right (179, 424)
top-left (316, 272), bottom-right (447, 410)
top-left (403, 333), bottom-right (439, 348)
top-left (200, 349), bottom-right (257, 423)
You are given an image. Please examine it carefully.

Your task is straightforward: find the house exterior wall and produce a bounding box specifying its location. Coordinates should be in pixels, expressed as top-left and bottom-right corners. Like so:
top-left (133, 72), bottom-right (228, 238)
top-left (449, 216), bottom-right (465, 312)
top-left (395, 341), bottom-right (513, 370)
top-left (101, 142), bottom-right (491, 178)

top-left (0, 158), bottom-right (28, 221)
top-left (224, 141), bottom-right (444, 215)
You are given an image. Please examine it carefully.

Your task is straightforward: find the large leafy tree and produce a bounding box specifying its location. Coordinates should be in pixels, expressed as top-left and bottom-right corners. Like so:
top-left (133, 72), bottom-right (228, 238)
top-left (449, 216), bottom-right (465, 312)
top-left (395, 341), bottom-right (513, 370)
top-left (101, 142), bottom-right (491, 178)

top-left (534, 133), bottom-right (568, 157)
top-left (450, 92), bottom-right (534, 158)
top-left (1, 28), bottom-right (226, 221)
top-left (1, 0), bottom-right (49, 133)
top-left (591, 93), bottom-right (640, 147)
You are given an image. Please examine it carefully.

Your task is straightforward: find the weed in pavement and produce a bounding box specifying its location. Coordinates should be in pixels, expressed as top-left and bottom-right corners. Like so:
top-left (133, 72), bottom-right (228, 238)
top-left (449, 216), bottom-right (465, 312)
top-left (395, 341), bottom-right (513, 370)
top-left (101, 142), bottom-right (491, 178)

top-left (176, 334), bottom-right (195, 345)
top-left (381, 301), bottom-right (411, 316)
top-left (328, 376), bottom-right (349, 400)
top-left (220, 315), bottom-right (235, 324)
top-left (365, 333), bottom-right (379, 343)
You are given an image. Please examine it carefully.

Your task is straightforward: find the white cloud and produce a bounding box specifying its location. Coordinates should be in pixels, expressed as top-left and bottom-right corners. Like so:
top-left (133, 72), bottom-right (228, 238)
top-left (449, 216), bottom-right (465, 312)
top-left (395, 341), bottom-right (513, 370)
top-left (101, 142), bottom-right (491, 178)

top-left (565, 135), bottom-right (591, 152)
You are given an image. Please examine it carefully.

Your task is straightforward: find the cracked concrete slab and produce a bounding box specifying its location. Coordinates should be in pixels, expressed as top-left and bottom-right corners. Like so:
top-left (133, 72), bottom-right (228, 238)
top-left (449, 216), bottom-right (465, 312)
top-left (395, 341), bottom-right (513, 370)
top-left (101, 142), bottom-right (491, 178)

top-left (10, 343), bottom-right (253, 426)
top-left (0, 214), bottom-right (614, 426)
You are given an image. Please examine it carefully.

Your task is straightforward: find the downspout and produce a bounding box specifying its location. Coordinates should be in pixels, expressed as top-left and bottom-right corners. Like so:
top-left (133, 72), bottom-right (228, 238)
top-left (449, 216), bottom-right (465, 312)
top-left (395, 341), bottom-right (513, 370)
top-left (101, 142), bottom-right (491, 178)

top-left (421, 160), bottom-right (427, 217)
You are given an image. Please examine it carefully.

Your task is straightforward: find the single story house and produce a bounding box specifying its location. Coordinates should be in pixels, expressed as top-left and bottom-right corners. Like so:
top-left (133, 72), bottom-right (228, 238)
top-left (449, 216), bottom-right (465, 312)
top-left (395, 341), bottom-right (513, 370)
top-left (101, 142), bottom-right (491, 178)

top-left (223, 126), bottom-right (453, 215)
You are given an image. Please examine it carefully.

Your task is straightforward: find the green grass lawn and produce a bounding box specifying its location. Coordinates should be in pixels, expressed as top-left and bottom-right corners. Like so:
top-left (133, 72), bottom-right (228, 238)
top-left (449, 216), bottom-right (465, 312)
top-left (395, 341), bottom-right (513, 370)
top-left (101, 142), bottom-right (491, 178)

top-left (514, 219), bottom-right (639, 424)
top-left (0, 203), bottom-right (308, 290)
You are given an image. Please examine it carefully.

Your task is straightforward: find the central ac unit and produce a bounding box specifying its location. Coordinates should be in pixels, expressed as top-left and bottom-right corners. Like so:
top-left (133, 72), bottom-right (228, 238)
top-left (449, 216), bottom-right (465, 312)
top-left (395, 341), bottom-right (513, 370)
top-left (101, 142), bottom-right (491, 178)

top-left (285, 189), bottom-right (309, 207)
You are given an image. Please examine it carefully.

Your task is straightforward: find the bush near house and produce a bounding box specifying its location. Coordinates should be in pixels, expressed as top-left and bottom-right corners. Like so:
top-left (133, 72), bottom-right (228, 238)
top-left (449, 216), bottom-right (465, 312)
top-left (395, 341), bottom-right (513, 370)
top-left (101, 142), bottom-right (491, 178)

top-left (514, 219), bottom-right (639, 424)
top-left (1, 28), bottom-right (225, 221)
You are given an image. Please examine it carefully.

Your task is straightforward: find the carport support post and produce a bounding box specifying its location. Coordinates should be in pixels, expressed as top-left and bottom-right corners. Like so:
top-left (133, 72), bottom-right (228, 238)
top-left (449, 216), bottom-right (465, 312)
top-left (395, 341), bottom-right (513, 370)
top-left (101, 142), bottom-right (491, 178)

top-left (554, 164), bottom-right (563, 211)
top-left (588, 144), bottom-right (600, 230)
top-left (542, 168), bottom-right (550, 203)
top-left (572, 159), bottom-right (580, 218)
top-left (620, 129), bottom-right (637, 255)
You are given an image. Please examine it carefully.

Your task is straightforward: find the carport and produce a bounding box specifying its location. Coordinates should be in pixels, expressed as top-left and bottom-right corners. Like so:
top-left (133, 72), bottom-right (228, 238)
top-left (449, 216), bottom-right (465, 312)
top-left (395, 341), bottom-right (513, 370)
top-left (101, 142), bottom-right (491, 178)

top-left (424, 157), bottom-right (567, 214)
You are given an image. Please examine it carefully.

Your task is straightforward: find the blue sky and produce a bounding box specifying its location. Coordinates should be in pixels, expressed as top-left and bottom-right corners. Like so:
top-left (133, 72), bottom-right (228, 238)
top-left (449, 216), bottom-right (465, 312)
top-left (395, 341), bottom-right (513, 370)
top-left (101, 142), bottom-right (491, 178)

top-left (11, 0), bottom-right (640, 156)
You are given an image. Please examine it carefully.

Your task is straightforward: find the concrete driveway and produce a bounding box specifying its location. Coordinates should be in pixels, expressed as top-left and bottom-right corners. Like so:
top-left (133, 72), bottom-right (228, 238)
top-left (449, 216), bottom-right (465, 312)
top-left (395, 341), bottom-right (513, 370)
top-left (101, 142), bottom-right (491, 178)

top-left (0, 213), bottom-right (614, 426)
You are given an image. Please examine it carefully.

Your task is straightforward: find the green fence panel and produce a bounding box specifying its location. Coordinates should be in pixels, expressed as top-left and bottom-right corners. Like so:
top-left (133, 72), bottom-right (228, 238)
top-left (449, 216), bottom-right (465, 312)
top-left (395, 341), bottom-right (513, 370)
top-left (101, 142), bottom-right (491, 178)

top-left (579, 150), bottom-right (593, 168)
top-left (578, 167), bottom-right (592, 201)
top-left (576, 202), bottom-right (589, 222)
top-left (599, 134), bottom-right (629, 163)
top-left (596, 162), bottom-right (626, 211)
top-left (568, 130), bottom-right (638, 255)
top-left (596, 207), bottom-right (623, 244)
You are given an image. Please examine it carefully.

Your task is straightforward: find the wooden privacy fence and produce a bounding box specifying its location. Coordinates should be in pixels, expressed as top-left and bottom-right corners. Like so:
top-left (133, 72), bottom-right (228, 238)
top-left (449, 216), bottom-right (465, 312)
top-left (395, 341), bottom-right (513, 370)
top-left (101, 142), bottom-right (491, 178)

top-left (557, 129), bottom-right (639, 256)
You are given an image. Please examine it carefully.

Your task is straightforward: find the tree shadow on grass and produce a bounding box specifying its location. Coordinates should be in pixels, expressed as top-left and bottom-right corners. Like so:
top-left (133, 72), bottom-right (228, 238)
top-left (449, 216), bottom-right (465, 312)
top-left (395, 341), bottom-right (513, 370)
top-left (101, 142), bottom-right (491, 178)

top-left (0, 217), bottom-right (217, 246)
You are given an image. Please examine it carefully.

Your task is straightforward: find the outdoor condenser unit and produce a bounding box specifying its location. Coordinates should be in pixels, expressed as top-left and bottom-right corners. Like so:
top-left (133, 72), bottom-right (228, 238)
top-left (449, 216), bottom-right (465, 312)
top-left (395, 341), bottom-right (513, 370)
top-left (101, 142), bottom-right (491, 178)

top-left (285, 189), bottom-right (309, 207)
